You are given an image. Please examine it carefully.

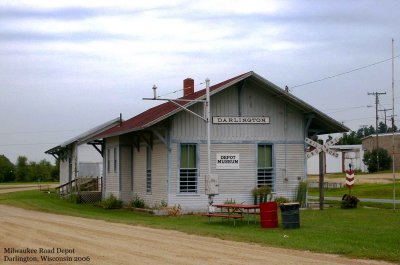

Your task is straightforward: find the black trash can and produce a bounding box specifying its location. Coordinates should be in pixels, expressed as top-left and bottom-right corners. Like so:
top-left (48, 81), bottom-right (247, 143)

top-left (279, 203), bottom-right (300, 229)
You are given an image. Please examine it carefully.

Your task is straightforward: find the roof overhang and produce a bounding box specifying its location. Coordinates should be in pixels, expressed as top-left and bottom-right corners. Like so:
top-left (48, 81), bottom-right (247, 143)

top-left (91, 71), bottom-right (349, 140)
top-left (45, 117), bottom-right (122, 156)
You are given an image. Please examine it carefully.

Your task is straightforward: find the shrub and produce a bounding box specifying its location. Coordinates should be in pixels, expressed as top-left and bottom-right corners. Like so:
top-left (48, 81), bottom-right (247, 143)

top-left (68, 193), bottom-right (80, 204)
top-left (274, 196), bottom-right (289, 205)
top-left (101, 194), bottom-right (123, 209)
top-left (295, 181), bottom-right (307, 207)
top-left (363, 148), bottom-right (392, 172)
top-left (252, 186), bottom-right (272, 204)
top-left (341, 194), bottom-right (360, 209)
top-left (258, 186), bottom-right (272, 203)
top-left (224, 198), bottom-right (236, 204)
top-left (160, 200), bottom-right (168, 208)
top-left (167, 204), bottom-right (182, 216)
top-left (131, 194), bottom-right (146, 208)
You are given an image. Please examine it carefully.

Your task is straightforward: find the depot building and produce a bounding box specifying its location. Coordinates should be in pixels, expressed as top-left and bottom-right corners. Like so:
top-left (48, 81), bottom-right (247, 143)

top-left (72, 71), bottom-right (349, 211)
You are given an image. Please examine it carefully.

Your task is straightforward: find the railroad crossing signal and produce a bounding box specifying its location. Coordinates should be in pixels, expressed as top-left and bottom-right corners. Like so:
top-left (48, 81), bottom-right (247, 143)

top-left (346, 164), bottom-right (355, 189)
top-left (305, 137), bottom-right (340, 159)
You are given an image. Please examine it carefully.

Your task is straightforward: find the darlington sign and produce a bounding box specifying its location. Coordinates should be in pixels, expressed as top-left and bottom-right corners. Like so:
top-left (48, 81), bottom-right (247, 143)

top-left (212, 116), bottom-right (270, 124)
top-left (216, 153), bottom-right (240, 170)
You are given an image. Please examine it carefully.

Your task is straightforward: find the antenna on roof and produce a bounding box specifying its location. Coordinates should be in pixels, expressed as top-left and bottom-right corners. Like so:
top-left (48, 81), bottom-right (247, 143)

top-left (152, 85), bottom-right (157, 99)
top-left (119, 113), bottom-right (122, 126)
top-left (285, 85), bottom-right (289, 92)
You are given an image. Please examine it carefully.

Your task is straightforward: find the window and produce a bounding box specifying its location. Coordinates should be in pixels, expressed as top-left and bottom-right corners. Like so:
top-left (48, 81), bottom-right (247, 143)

top-left (179, 144), bottom-right (197, 193)
top-left (257, 144), bottom-right (273, 188)
top-left (113, 147), bottom-right (118, 173)
top-left (146, 146), bottom-right (152, 193)
top-left (107, 149), bottom-right (110, 173)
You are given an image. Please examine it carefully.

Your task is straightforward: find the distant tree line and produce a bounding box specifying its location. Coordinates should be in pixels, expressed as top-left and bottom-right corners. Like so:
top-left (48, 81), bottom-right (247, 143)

top-left (0, 155), bottom-right (58, 183)
top-left (337, 122), bottom-right (398, 145)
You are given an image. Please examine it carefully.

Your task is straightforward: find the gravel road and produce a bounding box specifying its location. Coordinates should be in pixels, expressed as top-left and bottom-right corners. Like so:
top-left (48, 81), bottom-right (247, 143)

top-left (0, 205), bottom-right (393, 265)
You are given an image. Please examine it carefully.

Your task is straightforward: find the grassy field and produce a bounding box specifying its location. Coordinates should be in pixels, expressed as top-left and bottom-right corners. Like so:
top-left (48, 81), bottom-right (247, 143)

top-left (308, 182), bottom-right (400, 199)
top-left (0, 190), bottom-right (399, 263)
top-left (0, 181), bottom-right (58, 186)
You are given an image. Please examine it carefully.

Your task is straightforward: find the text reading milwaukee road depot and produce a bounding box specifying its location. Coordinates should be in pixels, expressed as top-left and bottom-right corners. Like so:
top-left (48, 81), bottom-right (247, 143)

top-left (4, 247), bottom-right (91, 263)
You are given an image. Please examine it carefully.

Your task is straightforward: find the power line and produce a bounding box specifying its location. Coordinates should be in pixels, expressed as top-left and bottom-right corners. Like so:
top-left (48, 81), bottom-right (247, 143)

top-left (0, 142), bottom-right (58, 147)
top-left (291, 54), bottom-right (400, 89)
top-left (156, 81), bottom-right (206, 98)
top-left (324, 105), bottom-right (372, 114)
top-left (0, 129), bottom-right (83, 136)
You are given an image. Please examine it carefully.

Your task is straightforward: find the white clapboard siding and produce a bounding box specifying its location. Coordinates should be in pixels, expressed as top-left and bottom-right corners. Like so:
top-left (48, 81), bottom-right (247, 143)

top-left (275, 144), bottom-right (305, 199)
top-left (171, 83), bottom-right (304, 142)
top-left (169, 143), bottom-right (257, 211)
top-left (204, 143), bottom-right (257, 205)
top-left (133, 143), bottom-right (168, 207)
top-left (59, 159), bottom-right (69, 185)
top-left (120, 146), bottom-right (132, 203)
top-left (104, 136), bottom-right (120, 199)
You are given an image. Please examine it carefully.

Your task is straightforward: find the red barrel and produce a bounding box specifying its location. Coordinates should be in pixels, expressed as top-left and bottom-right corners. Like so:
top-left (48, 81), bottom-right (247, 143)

top-left (260, 202), bottom-right (278, 228)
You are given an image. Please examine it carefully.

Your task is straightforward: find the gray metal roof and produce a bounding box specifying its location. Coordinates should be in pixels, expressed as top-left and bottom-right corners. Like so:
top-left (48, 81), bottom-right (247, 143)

top-left (45, 117), bottom-right (121, 155)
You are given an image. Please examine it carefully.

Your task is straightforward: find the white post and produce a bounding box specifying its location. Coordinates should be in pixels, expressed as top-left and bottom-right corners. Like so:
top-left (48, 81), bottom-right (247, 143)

top-left (206, 78), bottom-right (211, 177)
top-left (205, 78), bottom-right (213, 208)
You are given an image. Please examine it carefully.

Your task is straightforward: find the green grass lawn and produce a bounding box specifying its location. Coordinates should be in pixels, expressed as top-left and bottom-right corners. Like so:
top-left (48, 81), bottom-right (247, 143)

top-left (0, 190), bottom-right (399, 263)
top-left (308, 182), bottom-right (400, 199)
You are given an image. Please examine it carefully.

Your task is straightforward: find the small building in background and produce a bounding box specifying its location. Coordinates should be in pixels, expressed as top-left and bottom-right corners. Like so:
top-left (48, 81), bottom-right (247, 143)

top-left (307, 144), bottom-right (367, 174)
top-left (362, 132), bottom-right (400, 170)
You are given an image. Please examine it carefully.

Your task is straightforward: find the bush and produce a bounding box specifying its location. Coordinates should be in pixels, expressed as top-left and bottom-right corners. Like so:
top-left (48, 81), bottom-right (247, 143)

top-left (363, 148), bottom-right (392, 172)
top-left (295, 181), bottom-right (307, 207)
top-left (101, 194), bottom-right (123, 209)
top-left (224, 198), bottom-right (236, 204)
top-left (341, 194), bottom-right (360, 209)
top-left (274, 196), bottom-right (289, 205)
top-left (251, 186), bottom-right (272, 204)
top-left (131, 194), bottom-right (146, 208)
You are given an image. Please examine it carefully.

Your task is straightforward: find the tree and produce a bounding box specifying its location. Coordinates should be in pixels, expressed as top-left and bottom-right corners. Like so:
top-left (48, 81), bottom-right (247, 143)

top-left (378, 121), bottom-right (388, 134)
top-left (356, 128), bottom-right (364, 139)
top-left (387, 124), bottom-right (398, 133)
top-left (367, 125), bottom-right (375, 136)
top-left (337, 131), bottom-right (361, 145)
top-left (0, 155), bottom-right (15, 182)
top-left (15, 156), bottom-right (28, 182)
top-left (363, 148), bottom-right (392, 173)
top-left (51, 159), bottom-right (60, 182)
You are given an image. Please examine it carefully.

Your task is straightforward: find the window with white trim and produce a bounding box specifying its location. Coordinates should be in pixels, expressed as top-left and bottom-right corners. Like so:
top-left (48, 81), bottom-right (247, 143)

top-left (146, 146), bottom-right (152, 194)
top-left (257, 144), bottom-right (274, 188)
top-left (179, 144), bottom-right (197, 193)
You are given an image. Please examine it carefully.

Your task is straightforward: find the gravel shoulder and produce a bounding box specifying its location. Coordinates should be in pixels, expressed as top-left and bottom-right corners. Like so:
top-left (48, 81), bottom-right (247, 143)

top-left (0, 205), bottom-right (394, 265)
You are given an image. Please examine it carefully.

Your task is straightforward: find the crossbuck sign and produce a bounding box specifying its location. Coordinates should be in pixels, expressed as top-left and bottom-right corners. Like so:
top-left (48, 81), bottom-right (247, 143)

top-left (305, 137), bottom-right (340, 159)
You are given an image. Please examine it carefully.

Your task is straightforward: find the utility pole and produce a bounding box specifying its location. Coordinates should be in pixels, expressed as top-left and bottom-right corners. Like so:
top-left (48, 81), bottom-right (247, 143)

top-left (378, 108), bottom-right (392, 132)
top-left (391, 38), bottom-right (396, 210)
top-left (368, 91), bottom-right (386, 171)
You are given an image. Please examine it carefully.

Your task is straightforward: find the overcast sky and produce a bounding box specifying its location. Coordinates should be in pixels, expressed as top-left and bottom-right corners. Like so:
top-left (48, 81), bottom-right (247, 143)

top-left (0, 0), bottom-right (399, 164)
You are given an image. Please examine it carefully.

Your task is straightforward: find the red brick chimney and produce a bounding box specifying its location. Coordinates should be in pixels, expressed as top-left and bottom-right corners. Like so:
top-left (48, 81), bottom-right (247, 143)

top-left (183, 78), bottom-right (194, 97)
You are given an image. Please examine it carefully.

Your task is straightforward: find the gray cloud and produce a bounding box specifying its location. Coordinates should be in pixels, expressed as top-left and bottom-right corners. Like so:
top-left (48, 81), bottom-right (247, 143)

top-left (0, 30), bottom-right (133, 42)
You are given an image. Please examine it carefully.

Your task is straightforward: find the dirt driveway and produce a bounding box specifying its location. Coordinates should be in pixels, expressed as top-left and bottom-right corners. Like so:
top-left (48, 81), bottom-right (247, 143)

top-left (0, 205), bottom-right (393, 265)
